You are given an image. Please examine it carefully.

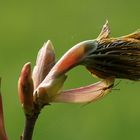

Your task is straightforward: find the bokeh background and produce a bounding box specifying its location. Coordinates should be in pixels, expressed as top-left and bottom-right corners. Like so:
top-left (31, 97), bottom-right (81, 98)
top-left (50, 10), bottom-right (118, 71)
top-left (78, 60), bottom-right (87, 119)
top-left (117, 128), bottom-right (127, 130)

top-left (0, 0), bottom-right (140, 140)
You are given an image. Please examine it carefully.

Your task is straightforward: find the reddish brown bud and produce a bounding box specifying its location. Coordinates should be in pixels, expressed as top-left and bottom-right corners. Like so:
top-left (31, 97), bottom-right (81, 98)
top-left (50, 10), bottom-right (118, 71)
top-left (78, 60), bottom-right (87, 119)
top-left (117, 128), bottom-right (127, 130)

top-left (18, 62), bottom-right (34, 115)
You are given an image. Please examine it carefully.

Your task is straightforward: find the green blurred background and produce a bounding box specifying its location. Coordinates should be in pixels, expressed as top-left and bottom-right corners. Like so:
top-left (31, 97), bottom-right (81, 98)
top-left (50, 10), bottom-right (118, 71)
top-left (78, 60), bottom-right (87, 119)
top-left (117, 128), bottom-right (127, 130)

top-left (0, 0), bottom-right (140, 140)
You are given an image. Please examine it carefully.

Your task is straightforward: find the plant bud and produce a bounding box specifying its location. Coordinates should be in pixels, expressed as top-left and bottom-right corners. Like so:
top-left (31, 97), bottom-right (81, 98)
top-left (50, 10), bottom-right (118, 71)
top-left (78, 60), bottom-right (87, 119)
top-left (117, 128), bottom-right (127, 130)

top-left (18, 62), bottom-right (34, 115)
top-left (32, 40), bottom-right (55, 89)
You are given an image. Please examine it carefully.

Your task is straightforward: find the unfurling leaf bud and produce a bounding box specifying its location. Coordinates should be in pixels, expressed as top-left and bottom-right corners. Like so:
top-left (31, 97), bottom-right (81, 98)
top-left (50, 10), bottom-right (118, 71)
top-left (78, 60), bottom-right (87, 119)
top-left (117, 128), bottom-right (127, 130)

top-left (18, 62), bottom-right (34, 115)
top-left (32, 40), bottom-right (55, 89)
top-left (33, 40), bottom-right (97, 104)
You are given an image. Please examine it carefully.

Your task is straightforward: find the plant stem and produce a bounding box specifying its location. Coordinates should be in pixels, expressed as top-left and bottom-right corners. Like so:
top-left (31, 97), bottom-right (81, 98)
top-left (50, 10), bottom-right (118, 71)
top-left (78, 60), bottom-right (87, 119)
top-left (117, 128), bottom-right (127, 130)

top-left (0, 78), bottom-right (8, 140)
top-left (21, 113), bottom-right (39, 140)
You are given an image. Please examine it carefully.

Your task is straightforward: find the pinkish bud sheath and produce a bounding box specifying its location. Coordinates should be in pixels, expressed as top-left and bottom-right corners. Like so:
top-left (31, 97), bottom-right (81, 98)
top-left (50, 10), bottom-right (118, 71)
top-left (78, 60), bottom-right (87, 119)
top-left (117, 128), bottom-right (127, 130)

top-left (18, 62), bottom-right (34, 115)
top-left (0, 79), bottom-right (8, 140)
top-left (32, 40), bottom-right (55, 89)
top-left (51, 77), bottom-right (114, 103)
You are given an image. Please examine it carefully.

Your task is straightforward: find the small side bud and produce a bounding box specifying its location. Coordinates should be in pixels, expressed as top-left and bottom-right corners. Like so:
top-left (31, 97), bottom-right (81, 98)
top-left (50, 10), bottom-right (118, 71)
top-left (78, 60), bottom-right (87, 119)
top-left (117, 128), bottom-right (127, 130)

top-left (18, 62), bottom-right (34, 115)
top-left (32, 40), bottom-right (55, 89)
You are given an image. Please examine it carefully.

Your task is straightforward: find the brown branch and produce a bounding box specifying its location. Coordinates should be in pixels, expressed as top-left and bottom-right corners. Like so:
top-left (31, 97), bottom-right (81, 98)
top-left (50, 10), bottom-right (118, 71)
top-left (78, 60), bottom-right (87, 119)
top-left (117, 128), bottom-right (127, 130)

top-left (20, 113), bottom-right (39, 140)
